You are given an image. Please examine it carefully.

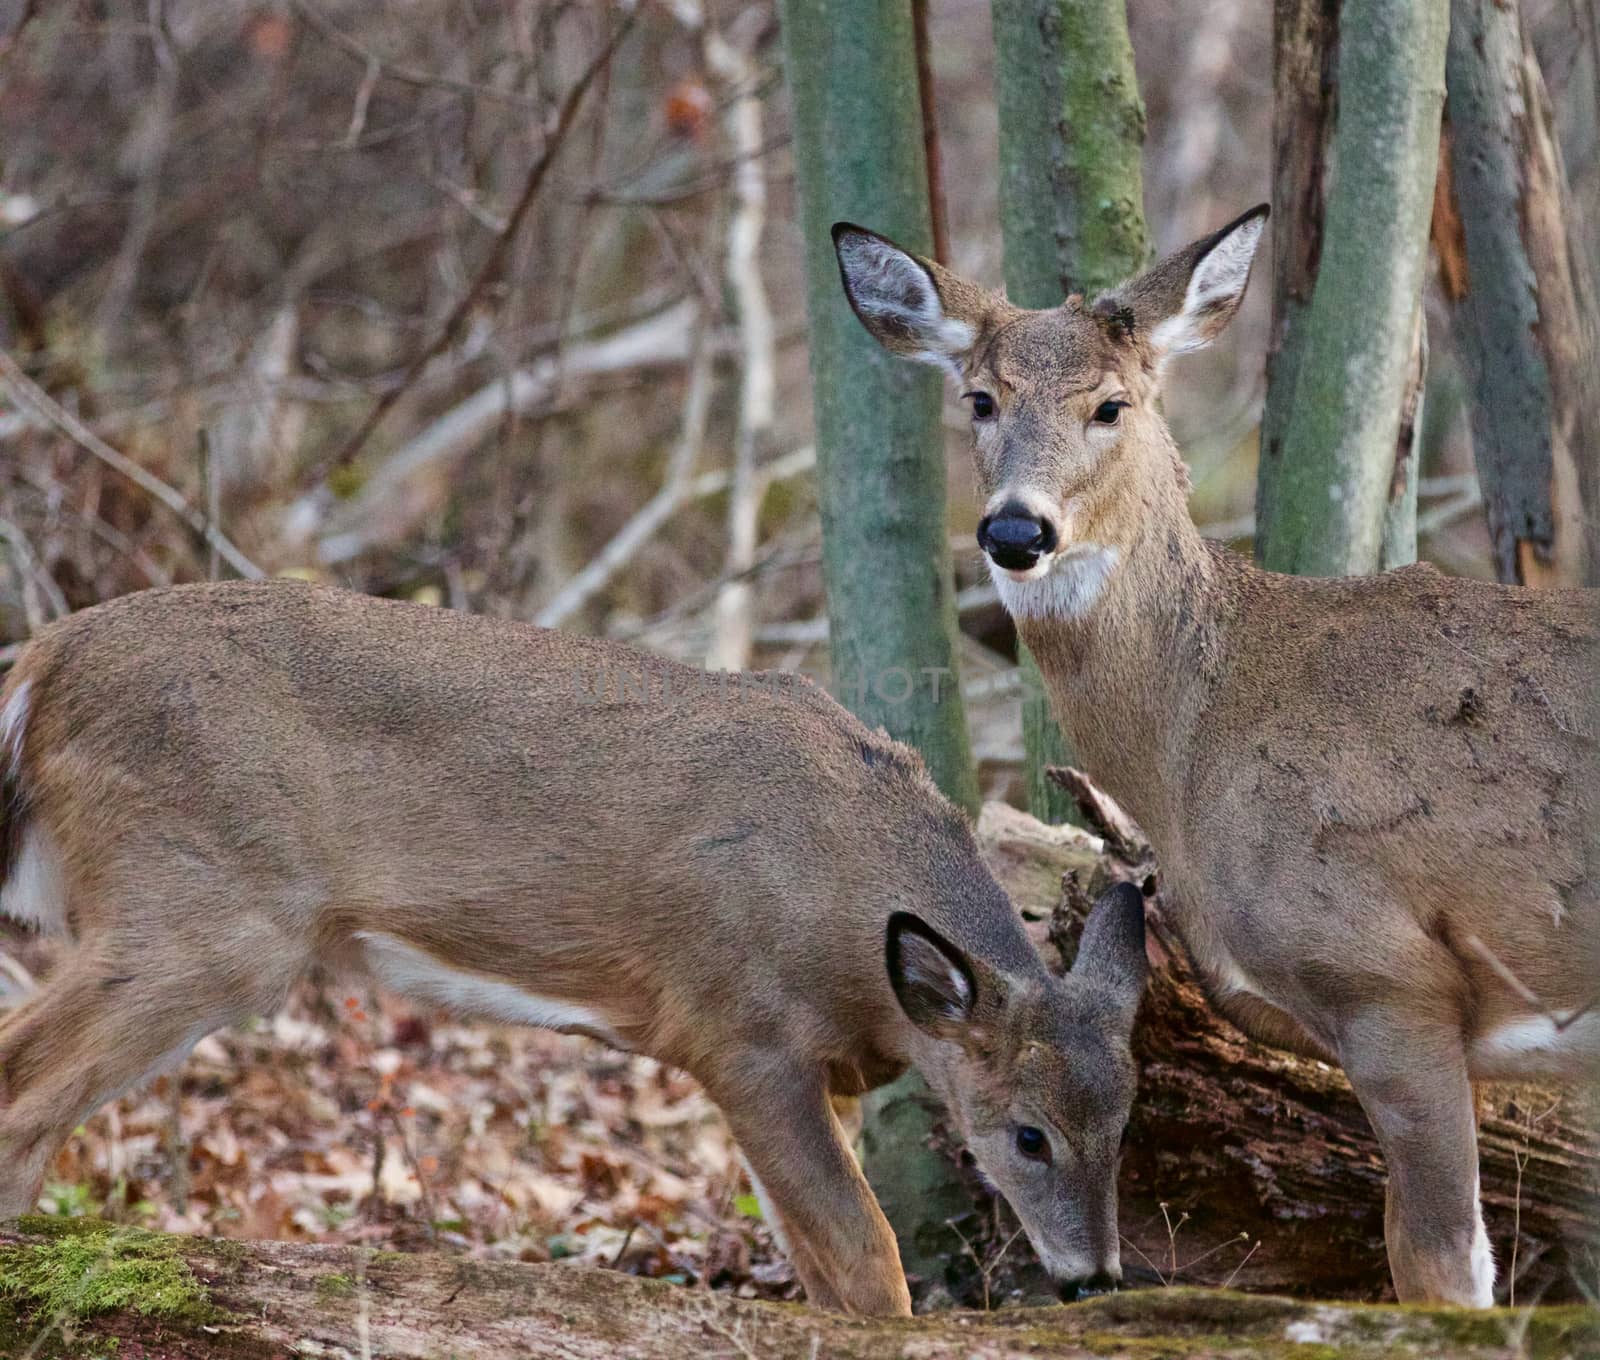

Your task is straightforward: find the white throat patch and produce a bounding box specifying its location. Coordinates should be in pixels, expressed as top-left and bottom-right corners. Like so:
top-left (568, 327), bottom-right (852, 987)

top-left (988, 545), bottom-right (1121, 620)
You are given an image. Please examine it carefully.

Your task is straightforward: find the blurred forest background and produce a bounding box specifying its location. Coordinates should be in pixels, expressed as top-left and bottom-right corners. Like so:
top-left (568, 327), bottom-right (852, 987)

top-left (0, 0), bottom-right (1597, 1314)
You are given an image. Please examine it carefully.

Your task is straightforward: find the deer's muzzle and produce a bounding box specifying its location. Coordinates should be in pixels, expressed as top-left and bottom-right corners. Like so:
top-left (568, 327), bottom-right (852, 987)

top-left (977, 506), bottom-right (1058, 572)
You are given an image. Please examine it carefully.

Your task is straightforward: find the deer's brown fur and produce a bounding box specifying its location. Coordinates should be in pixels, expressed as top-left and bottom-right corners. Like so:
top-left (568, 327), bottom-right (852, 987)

top-left (835, 207), bottom-right (1599, 1307)
top-left (0, 581), bottom-right (1148, 1314)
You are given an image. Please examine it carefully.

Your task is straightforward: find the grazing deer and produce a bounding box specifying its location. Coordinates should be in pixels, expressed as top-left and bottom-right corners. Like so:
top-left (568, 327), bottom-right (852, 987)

top-left (0, 581), bottom-right (1148, 1315)
top-left (834, 207), bottom-right (1599, 1308)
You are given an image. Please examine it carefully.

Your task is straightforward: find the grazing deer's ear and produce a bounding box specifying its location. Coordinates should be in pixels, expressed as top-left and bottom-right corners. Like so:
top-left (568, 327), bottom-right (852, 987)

top-left (1071, 883), bottom-right (1148, 1027)
top-left (832, 223), bottom-right (991, 377)
top-left (1095, 204), bottom-right (1268, 361)
top-left (886, 912), bottom-right (984, 1038)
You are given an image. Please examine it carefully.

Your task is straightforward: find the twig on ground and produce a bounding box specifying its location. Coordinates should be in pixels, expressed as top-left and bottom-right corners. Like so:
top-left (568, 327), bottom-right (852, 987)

top-left (1222, 1237), bottom-right (1260, 1290)
top-left (946, 1218), bottom-right (1023, 1311)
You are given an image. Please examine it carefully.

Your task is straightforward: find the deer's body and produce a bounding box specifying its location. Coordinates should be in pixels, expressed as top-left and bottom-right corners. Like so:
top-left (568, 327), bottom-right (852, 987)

top-left (1028, 533), bottom-right (1597, 1073)
top-left (834, 206), bottom-right (1599, 1307)
top-left (0, 581), bottom-right (1147, 1314)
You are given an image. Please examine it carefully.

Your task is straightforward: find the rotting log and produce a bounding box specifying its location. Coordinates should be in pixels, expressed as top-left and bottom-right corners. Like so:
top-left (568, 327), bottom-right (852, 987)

top-left (976, 800), bottom-right (1600, 1304)
top-left (1, 1218), bottom-right (1596, 1360)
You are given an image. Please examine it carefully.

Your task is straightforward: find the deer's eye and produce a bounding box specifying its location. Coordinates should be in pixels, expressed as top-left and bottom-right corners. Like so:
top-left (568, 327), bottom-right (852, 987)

top-left (966, 391), bottom-right (997, 421)
top-left (1015, 1125), bottom-right (1051, 1163)
top-left (1091, 399), bottom-right (1128, 425)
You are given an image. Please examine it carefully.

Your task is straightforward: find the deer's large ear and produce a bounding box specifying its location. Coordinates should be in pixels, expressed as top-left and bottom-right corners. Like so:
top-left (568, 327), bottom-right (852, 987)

top-left (832, 224), bottom-right (991, 377)
top-left (1095, 204), bottom-right (1267, 361)
top-left (1070, 883), bottom-right (1148, 1028)
top-left (886, 912), bottom-right (993, 1041)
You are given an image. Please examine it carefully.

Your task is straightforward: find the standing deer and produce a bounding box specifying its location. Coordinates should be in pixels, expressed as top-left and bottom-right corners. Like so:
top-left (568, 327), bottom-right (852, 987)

top-left (0, 581), bottom-right (1148, 1315)
top-left (834, 207), bottom-right (1599, 1307)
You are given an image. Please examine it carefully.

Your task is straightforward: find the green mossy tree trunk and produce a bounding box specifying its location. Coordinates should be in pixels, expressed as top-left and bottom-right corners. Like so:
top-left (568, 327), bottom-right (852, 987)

top-left (1255, 0), bottom-right (1447, 577)
top-left (778, 0), bottom-right (979, 1296)
top-left (991, 0), bottom-right (1151, 824)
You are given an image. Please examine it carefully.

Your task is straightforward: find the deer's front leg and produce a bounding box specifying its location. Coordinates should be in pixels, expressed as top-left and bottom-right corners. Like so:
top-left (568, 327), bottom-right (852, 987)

top-left (711, 1053), bottom-right (911, 1317)
top-left (1339, 1008), bottom-right (1493, 1306)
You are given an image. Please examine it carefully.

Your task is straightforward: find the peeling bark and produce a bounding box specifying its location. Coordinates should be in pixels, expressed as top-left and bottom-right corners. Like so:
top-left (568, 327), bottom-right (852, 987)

top-left (1442, 0), bottom-right (1600, 587)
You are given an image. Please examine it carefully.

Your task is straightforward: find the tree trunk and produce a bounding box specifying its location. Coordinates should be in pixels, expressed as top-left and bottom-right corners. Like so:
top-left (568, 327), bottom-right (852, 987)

top-left (1380, 310), bottom-right (1426, 571)
top-left (776, 0), bottom-right (978, 816)
top-left (990, 0), bottom-right (1151, 825)
top-left (1256, 0), bottom-right (1447, 577)
top-left (3, 1220), bottom-right (1595, 1360)
top-left (778, 0), bottom-right (980, 1293)
top-left (1438, 0), bottom-right (1600, 587)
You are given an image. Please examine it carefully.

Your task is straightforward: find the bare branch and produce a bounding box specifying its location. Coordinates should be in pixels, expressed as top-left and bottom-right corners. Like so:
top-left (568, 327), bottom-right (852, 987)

top-left (1464, 933), bottom-right (1600, 1032)
top-left (290, 0), bottom-right (544, 112)
top-left (0, 514), bottom-right (68, 629)
top-left (313, 10), bottom-right (638, 482)
top-left (705, 20), bottom-right (775, 673)
top-left (0, 351), bottom-right (263, 579)
top-left (536, 324), bottom-right (716, 629)
top-left (311, 302), bottom-right (705, 563)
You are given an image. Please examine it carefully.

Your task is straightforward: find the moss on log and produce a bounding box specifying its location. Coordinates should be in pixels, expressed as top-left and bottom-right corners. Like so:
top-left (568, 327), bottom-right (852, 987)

top-left (1, 1219), bottom-right (1595, 1360)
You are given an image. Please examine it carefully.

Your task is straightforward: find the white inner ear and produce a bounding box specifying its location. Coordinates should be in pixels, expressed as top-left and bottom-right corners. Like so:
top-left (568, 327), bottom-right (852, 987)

top-left (904, 935), bottom-right (973, 1016)
top-left (838, 234), bottom-right (973, 375)
top-left (1150, 214), bottom-right (1264, 356)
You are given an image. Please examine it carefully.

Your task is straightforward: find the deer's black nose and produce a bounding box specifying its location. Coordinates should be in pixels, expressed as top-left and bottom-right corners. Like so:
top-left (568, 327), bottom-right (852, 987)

top-left (977, 507), bottom-right (1057, 571)
top-left (1058, 1268), bottom-right (1120, 1303)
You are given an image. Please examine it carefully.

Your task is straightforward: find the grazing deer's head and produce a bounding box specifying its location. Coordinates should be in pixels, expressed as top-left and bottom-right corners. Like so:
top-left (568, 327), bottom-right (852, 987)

top-left (886, 883), bottom-right (1148, 1295)
top-left (832, 208), bottom-right (1267, 618)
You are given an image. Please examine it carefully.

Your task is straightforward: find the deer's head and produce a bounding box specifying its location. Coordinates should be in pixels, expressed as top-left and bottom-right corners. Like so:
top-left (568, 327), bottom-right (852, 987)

top-left (885, 883), bottom-right (1148, 1297)
top-left (832, 208), bottom-right (1267, 618)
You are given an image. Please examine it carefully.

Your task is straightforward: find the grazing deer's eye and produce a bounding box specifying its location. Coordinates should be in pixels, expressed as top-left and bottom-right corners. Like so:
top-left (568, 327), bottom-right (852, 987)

top-left (1015, 1125), bottom-right (1051, 1162)
top-left (1091, 399), bottom-right (1128, 425)
top-left (966, 391), bottom-right (997, 420)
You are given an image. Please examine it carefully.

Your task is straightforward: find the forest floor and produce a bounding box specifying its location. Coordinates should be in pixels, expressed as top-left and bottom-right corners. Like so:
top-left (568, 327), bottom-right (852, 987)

top-left (29, 967), bottom-right (794, 1305)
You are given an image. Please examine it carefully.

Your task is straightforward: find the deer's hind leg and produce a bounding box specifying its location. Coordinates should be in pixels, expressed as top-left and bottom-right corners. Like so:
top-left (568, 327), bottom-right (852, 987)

top-left (0, 916), bottom-right (304, 1217)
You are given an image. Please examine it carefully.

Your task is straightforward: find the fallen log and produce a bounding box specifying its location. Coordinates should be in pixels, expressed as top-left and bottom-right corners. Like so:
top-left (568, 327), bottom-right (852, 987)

top-left (974, 802), bottom-right (1600, 1305)
top-left (1, 1218), bottom-right (1595, 1359)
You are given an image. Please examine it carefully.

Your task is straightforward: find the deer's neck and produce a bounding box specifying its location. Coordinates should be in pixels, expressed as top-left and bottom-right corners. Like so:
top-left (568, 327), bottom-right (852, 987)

top-left (1010, 476), bottom-right (1235, 842)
